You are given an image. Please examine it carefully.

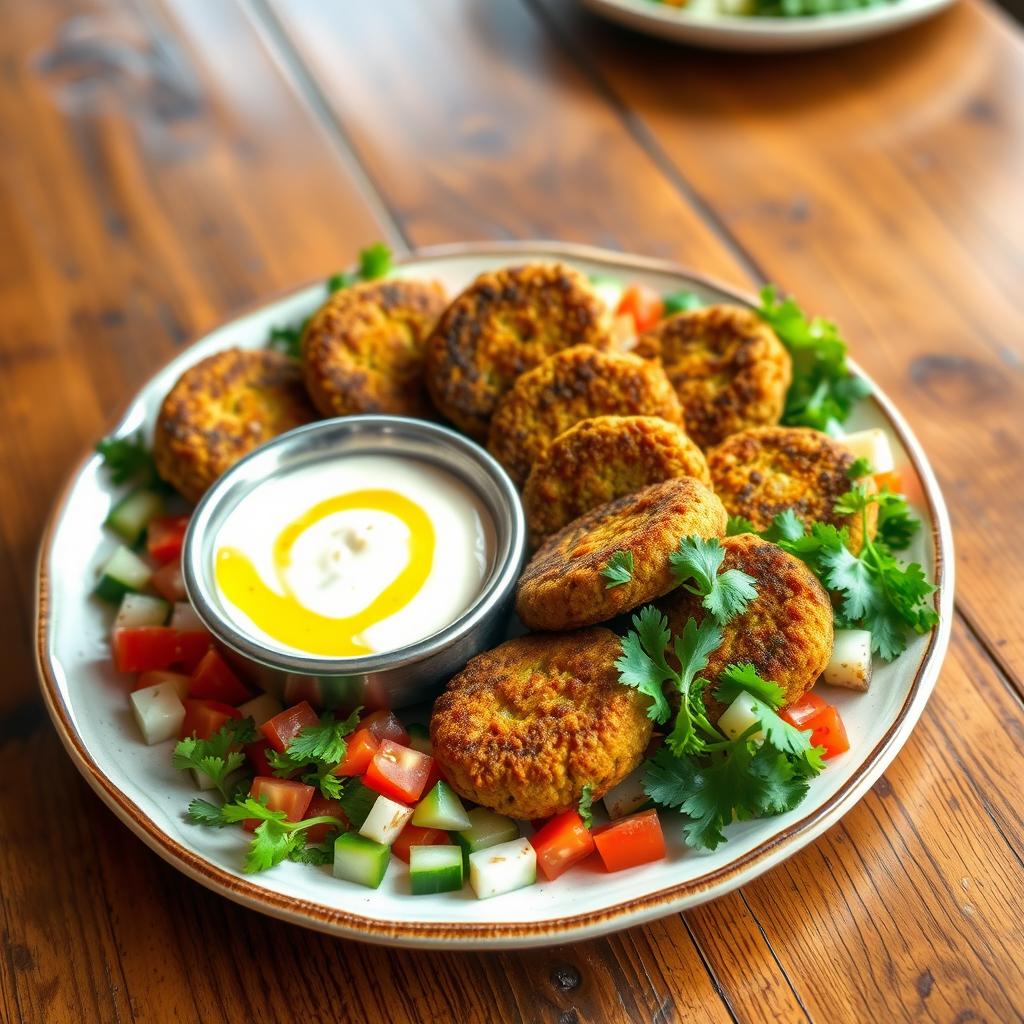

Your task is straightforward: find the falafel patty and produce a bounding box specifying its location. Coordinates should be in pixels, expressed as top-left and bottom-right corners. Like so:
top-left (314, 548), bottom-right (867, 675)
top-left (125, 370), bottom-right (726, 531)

top-left (487, 346), bottom-right (684, 487)
top-left (523, 415), bottom-right (710, 548)
top-left (430, 629), bottom-right (653, 820)
top-left (154, 348), bottom-right (316, 503)
top-left (708, 426), bottom-right (878, 552)
top-left (634, 305), bottom-right (791, 449)
top-left (423, 263), bottom-right (613, 440)
top-left (301, 278), bottom-right (448, 419)
top-left (661, 533), bottom-right (834, 720)
top-left (516, 477), bottom-right (727, 632)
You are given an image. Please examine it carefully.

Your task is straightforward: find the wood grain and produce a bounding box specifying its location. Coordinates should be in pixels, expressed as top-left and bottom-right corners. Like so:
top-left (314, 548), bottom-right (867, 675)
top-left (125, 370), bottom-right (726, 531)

top-left (2, 0), bottom-right (1023, 1021)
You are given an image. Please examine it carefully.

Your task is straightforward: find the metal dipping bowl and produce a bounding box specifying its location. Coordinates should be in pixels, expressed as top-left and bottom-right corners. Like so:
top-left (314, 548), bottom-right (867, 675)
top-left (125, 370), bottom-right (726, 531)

top-left (182, 416), bottom-right (525, 712)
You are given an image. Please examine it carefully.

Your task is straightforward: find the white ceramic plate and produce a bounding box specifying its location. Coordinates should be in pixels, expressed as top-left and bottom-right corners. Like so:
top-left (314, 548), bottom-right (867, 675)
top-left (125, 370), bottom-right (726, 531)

top-left (581, 0), bottom-right (956, 51)
top-left (36, 242), bottom-right (953, 949)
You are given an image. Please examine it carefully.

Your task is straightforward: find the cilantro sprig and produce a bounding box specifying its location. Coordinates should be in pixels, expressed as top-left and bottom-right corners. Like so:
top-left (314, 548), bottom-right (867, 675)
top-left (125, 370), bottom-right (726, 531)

top-left (266, 709), bottom-right (362, 799)
top-left (670, 536), bottom-right (757, 624)
top-left (757, 285), bottom-right (871, 431)
top-left (600, 550), bottom-right (634, 589)
top-left (269, 243), bottom-right (395, 358)
top-left (172, 718), bottom-right (257, 802)
top-left (188, 795), bottom-right (345, 873)
top-left (95, 433), bottom-right (167, 490)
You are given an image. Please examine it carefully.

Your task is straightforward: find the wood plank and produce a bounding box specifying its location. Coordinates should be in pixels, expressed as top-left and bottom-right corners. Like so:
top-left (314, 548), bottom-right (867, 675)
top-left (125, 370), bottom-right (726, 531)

top-left (536, 0), bottom-right (1024, 686)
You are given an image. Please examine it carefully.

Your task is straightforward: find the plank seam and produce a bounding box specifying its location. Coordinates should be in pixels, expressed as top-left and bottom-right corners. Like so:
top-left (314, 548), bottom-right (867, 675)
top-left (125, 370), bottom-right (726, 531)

top-left (679, 913), bottom-right (742, 1024)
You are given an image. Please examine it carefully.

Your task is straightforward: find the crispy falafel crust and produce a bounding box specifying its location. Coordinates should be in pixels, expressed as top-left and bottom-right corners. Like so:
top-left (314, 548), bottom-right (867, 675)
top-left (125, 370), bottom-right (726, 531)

top-left (708, 426), bottom-right (878, 552)
top-left (634, 305), bottom-right (791, 449)
top-left (430, 629), bottom-right (653, 820)
top-left (661, 533), bottom-right (834, 720)
top-left (487, 346), bottom-right (684, 487)
top-left (523, 415), bottom-right (710, 548)
top-left (153, 348), bottom-right (316, 503)
top-left (516, 477), bottom-right (727, 631)
top-left (423, 263), bottom-right (613, 440)
top-left (301, 278), bottom-right (448, 419)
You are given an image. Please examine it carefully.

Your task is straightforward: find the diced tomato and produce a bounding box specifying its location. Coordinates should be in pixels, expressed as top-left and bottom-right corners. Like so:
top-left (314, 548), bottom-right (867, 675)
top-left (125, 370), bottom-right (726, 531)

top-left (332, 727), bottom-right (379, 777)
top-left (146, 514), bottom-right (190, 565)
top-left (364, 740), bottom-right (434, 804)
top-left (779, 693), bottom-right (830, 730)
top-left (807, 705), bottom-right (850, 760)
top-left (422, 757), bottom-right (445, 794)
top-left (151, 560), bottom-right (187, 602)
top-left (244, 777), bottom-right (314, 832)
top-left (133, 669), bottom-right (190, 693)
top-left (172, 630), bottom-right (212, 672)
top-left (361, 709), bottom-right (410, 747)
top-left (188, 649), bottom-right (251, 705)
top-left (592, 809), bottom-right (666, 872)
top-left (245, 739), bottom-right (275, 777)
top-left (617, 284), bottom-right (665, 335)
top-left (113, 627), bottom-right (179, 673)
top-left (872, 471), bottom-right (902, 494)
top-left (260, 701), bottom-right (319, 753)
top-left (391, 823), bottom-right (450, 864)
top-left (303, 795), bottom-right (348, 845)
top-left (179, 698), bottom-right (241, 740)
top-left (531, 811), bottom-right (596, 881)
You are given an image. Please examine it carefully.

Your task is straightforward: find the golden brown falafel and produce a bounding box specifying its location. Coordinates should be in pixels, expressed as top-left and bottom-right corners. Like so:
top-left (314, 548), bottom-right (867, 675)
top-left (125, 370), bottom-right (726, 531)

top-left (661, 533), bottom-right (833, 720)
top-left (487, 346), bottom-right (684, 487)
top-left (522, 415), bottom-right (710, 548)
top-left (634, 305), bottom-right (791, 449)
top-left (516, 477), bottom-right (727, 632)
top-left (153, 348), bottom-right (316, 503)
top-left (301, 278), bottom-right (448, 419)
top-left (708, 426), bottom-right (878, 552)
top-left (430, 629), bottom-right (653, 820)
top-left (423, 263), bottom-right (613, 440)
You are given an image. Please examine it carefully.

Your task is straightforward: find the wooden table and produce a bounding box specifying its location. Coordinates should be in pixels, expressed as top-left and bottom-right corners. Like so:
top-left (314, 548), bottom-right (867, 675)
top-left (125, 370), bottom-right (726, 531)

top-left (3, 1), bottom-right (1022, 1021)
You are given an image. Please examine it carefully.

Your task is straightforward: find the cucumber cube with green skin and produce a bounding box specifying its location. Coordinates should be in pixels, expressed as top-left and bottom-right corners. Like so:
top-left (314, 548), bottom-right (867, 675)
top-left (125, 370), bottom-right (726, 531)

top-left (106, 488), bottom-right (164, 546)
top-left (662, 290), bottom-right (704, 316)
top-left (359, 794), bottom-right (414, 846)
top-left (114, 593), bottom-right (170, 631)
top-left (409, 845), bottom-right (464, 895)
top-left (405, 723), bottom-right (432, 755)
top-left (453, 808), bottom-right (519, 870)
top-left (95, 545), bottom-right (153, 603)
top-left (412, 781), bottom-right (471, 831)
top-left (468, 838), bottom-right (536, 899)
top-left (333, 833), bottom-right (390, 889)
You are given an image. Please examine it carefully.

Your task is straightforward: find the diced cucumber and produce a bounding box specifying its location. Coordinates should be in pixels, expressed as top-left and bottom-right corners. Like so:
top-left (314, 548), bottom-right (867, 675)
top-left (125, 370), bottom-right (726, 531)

top-left (823, 630), bottom-right (873, 691)
top-left (840, 428), bottom-right (895, 475)
top-left (453, 808), bottom-right (519, 869)
top-left (588, 274), bottom-right (623, 314)
top-left (468, 838), bottom-right (536, 899)
top-left (114, 593), bottom-right (170, 630)
top-left (169, 601), bottom-right (205, 632)
top-left (333, 833), bottom-right (390, 889)
top-left (339, 782), bottom-right (378, 830)
top-left (406, 723), bottom-right (432, 755)
top-left (662, 290), bottom-right (704, 315)
top-left (718, 693), bottom-right (769, 744)
top-left (603, 769), bottom-right (652, 820)
top-left (106, 489), bottom-right (163, 546)
top-left (95, 545), bottom-right (152, 603)
top-left (412, 780), bottom-right (471, 831)
top-left (409, 844), bottom-right (464, 895)
top-left (359, 794), bottom-right (414, 846)
top-left (130, 682), bottom-right (185, 745)
top-left (236, 692), bottom-right (283, 727)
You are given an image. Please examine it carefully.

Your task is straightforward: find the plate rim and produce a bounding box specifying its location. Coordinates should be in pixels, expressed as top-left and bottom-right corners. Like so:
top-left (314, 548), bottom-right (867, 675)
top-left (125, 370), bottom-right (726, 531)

top-left (34, 240), bottom-right (954, 949)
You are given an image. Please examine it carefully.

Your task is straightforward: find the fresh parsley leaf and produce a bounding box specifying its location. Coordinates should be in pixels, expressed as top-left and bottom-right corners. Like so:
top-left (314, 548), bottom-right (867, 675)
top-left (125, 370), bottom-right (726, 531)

top-left (268, 710), bottom-right (361, 797)
top-left (847, 456), bottom-right (874, 479)
top-left (286, 841), bottom-right (336, 866)
top-left (96, 433), bottom-right (163, 488)
top-left (267, 321), bottom-right (307, 360)
top-left (578, 784), bottom-right (594, 829)
top-left (670, 536), bottom-right (758, 624)
top-left (337, 781), bottom-right (378, 831)
top-left (327, 271), bottom-right (354, 293)
top-left (172, 718), bottom-right (256, 801)
top-left (726, 515), bottom-right (759, 537)
top-left (187, 798), bottom-right (227, 826)
top-left (600, 550), bottom-right (634, 589)
top-left (714, 663), bottom-right (786, 709)
top-left (662, 290), bottom-right (704, 316)
top-left (875, 489), bottom-right (920, 552)
top-left (665, 617), bottom-right (724, 756)
top-left (756, 285), bottom-right (871, 431)
top-left (358, 242), bottom-right (393, 280)
top-left (615, 606), bottom-right (674, 724)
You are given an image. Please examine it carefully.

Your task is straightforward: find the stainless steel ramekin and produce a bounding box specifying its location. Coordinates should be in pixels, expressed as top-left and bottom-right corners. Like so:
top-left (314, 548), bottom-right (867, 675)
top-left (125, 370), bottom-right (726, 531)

top-left (182, 416), bottom-right (525, 711)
